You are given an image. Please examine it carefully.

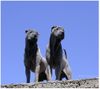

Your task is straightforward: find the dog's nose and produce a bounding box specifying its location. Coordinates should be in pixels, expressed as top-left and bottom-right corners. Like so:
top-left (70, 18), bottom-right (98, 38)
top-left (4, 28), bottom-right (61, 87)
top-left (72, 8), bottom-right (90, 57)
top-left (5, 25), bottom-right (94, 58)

top-left (34, 34), bottom-right (38, 39)
top-left (61, 31), bottom-right (64, 38)
top-left (62, 31), bottom-right (64, 34)
top-left (60, 30), bottom-right (64, 35)
top-left (34, 35), bottom-right (37, 38)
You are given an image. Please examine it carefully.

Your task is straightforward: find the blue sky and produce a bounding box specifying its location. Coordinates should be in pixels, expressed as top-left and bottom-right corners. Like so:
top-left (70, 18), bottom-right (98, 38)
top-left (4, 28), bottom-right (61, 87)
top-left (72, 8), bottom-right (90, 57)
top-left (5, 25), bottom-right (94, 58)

top-left (1, 1), bottom-right (98, 84)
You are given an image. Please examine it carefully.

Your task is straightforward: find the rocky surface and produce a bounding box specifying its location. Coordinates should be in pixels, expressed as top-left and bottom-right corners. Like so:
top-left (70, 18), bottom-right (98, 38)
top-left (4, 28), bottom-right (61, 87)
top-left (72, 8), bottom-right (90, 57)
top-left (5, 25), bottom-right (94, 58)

top-left (1, 78), bottom-right (99, 88)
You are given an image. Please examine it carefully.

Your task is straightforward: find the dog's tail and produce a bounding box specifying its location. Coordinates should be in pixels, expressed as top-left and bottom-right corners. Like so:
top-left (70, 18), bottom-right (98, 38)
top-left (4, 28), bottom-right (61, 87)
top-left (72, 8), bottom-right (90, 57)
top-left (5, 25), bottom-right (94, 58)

top-left (63, 49), bottom-right (67, 59)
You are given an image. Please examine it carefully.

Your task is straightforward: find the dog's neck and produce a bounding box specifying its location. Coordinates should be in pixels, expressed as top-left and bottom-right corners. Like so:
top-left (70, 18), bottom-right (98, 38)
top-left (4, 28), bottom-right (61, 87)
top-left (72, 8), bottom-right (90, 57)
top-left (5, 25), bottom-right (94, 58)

top-left (49, 35), bottom-right (62, 57)
top-left (25, 40), bottom-right (38, 57)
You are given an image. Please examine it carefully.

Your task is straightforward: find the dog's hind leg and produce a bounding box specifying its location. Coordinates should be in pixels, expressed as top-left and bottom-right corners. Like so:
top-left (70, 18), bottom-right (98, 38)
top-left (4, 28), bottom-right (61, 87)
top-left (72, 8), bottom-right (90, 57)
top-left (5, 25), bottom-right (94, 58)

top-left (60, 71), bottom-right (69, 80)
top-left (62, 49), bottom-right (72, 80)
top-left (35, 65), bottom-right (40, 82)
top-left (63, 65), bottom-right (72, 80)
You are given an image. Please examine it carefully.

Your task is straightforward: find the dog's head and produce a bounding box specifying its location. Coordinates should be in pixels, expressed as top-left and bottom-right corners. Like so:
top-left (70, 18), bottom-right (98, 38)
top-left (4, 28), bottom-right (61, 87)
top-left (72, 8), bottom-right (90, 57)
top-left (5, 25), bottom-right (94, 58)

top-left (51, 26), bottom-right (64, 40)
top-left (25, 29), bottom-right (39, 44)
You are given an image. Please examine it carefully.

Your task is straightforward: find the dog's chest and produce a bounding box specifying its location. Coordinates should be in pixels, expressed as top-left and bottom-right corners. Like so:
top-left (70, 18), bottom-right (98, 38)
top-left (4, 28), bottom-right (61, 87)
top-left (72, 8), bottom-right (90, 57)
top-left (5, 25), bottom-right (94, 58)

top-left (30, 56), bottom-right (37, 72)
top-left (50, 49), bottom-right (63, 67)
top-left (25, 55), bottom-right (36, 72)
top-left (52, 56), bottom-right (62, 66)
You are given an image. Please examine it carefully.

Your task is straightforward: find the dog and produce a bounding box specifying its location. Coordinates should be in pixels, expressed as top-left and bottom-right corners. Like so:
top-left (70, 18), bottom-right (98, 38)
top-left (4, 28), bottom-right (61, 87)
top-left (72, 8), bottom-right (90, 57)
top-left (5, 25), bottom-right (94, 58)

top-left (46, 26), bottom-right (72, 80)
top-left (24, 29), bottom-right (51, 83)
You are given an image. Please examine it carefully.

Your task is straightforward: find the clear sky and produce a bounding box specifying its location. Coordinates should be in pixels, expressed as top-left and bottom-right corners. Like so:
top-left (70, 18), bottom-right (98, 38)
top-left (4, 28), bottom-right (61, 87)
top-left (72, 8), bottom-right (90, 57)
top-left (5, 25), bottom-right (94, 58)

top-left (1, 1), bottom-right (98, 84)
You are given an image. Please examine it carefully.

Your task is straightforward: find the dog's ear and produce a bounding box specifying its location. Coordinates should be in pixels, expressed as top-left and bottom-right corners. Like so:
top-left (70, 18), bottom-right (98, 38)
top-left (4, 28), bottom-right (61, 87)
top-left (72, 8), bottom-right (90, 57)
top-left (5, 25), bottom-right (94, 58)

top-left (25, 30), bottom-right (28, 33)
top-left (51, 26), bottom-right (57, 32)
top-left (36, 32), bottom-right (40, 36)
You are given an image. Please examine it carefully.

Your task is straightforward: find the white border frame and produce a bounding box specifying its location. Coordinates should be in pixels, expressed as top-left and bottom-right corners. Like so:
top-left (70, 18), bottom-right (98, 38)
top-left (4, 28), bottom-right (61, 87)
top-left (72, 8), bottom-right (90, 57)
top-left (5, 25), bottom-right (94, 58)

top-left (0, 0), bottom-right (99, 88)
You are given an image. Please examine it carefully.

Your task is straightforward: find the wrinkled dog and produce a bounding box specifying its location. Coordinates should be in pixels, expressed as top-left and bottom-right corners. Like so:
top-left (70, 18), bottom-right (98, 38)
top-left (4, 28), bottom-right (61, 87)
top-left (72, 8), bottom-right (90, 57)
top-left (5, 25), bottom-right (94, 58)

top-left (46, 26), bottom-right (72, 80)
top-left (24, 29), bottom-right (51, 83)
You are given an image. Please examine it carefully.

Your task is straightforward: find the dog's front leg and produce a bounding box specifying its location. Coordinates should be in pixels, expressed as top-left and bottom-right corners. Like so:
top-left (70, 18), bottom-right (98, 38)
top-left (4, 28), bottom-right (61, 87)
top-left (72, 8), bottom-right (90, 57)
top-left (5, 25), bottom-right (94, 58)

top-left (35, 65), bottom-right (40, 82)
top-left (55, 65), bottom-right (62, 80)
top-left (25, 67), bottom-right (30, 83)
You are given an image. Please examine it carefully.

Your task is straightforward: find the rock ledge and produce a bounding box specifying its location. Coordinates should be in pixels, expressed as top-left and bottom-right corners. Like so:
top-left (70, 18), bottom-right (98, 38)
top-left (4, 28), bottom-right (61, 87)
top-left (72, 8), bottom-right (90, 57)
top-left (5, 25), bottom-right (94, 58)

top-left (1, 78), bottom-right (99, 88)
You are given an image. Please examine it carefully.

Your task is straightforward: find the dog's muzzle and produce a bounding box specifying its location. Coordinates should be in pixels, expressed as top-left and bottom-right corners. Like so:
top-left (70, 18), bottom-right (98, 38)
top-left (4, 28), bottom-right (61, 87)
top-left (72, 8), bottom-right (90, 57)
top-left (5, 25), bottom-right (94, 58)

top-left (58, 31), bottom-right (64, 40)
